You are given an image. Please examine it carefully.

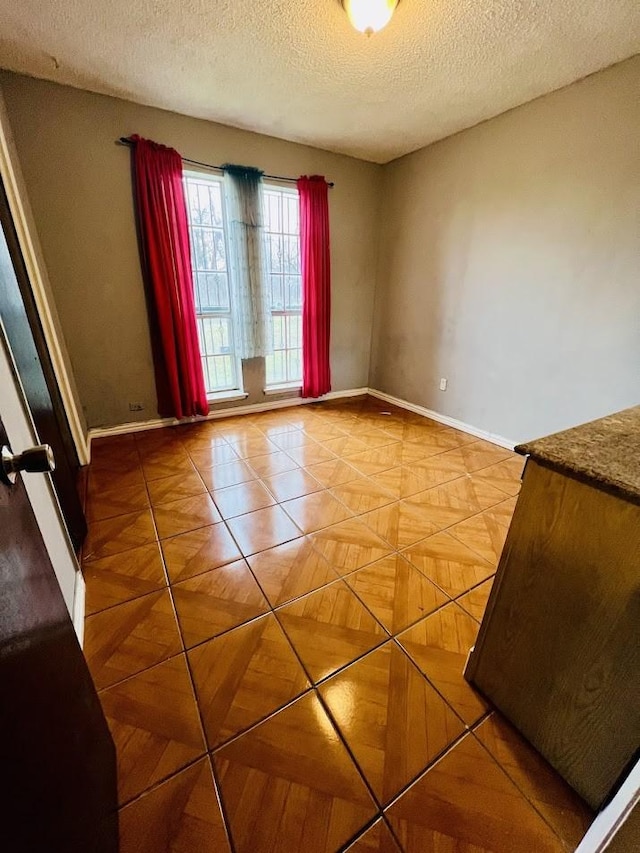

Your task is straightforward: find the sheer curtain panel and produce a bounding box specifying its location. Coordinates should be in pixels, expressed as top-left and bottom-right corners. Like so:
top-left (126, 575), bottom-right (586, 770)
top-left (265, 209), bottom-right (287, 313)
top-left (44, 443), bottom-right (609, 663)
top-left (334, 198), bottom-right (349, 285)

top-left (223, 165), bottom-right (272, 360)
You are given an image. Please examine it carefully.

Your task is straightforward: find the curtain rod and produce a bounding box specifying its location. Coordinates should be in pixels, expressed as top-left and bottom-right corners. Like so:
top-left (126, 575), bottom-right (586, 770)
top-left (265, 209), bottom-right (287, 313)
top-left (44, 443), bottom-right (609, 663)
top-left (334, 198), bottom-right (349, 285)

top-left (116, 137), bottom-right (334, 187)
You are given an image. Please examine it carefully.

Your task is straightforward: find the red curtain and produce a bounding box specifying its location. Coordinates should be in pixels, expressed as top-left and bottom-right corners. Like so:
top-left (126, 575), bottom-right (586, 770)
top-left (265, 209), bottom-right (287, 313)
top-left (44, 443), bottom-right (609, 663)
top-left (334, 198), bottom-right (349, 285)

top-left (297, 176), bottom-right (331, 398)
top-left (130, 135), bottom-right (208, 419)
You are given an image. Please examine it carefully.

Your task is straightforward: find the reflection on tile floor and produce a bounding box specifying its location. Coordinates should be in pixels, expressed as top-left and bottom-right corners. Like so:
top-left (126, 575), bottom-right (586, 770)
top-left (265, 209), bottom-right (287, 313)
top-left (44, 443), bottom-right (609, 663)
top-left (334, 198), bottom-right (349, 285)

top-left (81, 395), bottom-right (593, 852)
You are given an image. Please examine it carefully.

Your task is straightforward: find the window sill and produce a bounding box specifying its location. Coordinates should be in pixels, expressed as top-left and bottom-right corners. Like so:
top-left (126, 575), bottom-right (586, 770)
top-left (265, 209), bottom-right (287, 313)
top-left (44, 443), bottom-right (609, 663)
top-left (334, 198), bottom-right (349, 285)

top-left (207, 389), bottom-right (249, 404)
top-left (263, 383), bottom-right (302, 396)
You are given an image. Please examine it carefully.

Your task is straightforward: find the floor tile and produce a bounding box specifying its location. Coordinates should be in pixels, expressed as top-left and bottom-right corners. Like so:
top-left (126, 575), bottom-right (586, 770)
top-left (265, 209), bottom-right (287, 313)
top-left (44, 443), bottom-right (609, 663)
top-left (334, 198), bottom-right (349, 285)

top-left (360, 501), bottom-right (441, 550)
top-left (269, 430), bottom-right (318, 451)
top-left (161, 523), bottom-right (242, 584)
top-left (153, 494), bottom-right (222, 539)
top-left (146, 470), bottom-right (207, 506)
top-left (172, 560), bottom-right (269, 647)
top-left (474, 714), bottom-right (593, 849)
top-left (86, 480), bottom-right (150, 522)
top-left (87, 465), bottom-right (146, 500)
top-left (457, 576), bottom-right (494, 622)
top-left (407, 476), bottom-right (507, 529)
top-left (397, 602), bottom-right (489, 724)
top-left (303, 423), bottom-right (350, 442)
top-left (385, 733), bottom-right (563, 852)
top-left (198, 459), bottom-right (257, 490)
top-left (100, 655), bottom-right (205, 804)
top-left (277, 580), bottom-right (387, 682)
top-left (83, 542), bottom-right (166, 615)
top-left (118, 759), bottom-right (231, 853)
top-left (188, 443), bottom-right (240, 470)
top-left (310, 517), bottom-right (394, 575)
top-left (489, 495), bottom-right (518, 525)
top-left (286, 443), bottom-right (337, 467)
top-left (282, 489), bottom-right (353, 534)
top-left (306, 457), bottom-right (362, 488)
top-left (91, 434), bottom-right (138, 466)
top-left (214, 692), bottom-right (377, 853)
top-left (142, 454), bottom-right (196, 482)
top-left (189, 613), bottom-right (310, 749)
top-left (212, 479), bottom-right (275, 520)
top-left (346, 554), bottom-right (449, 635)
top-left (247, 537), bottom-right (339, 606)
top-left (344, 819), bottom-right (401, 852)
top-left (84, 589), bottom-right (182, 690)
top-left (384, 451), bottom-right (468, 497)
top-left (347, 445), bottom-right (406, 477)
top-left (400, 428), bottom-right (461, 456)
top-left (320, 643), bottom-right (465, 805)
top-left (448, 509), bottom-right (510, 567)
top-left (248, 450), bottom-right (300, 478)
top-left (84, 509), bottom-right (157, 561)
top-left (402, 531), bottom-right (495, 597)
top-left (228, 435), bottom-right (280, 459)
top-left (261, 467), bottom-right (323, 502)
top-left (471, 455), bottom-right (525, 496)
top-left (226, 504), bottom-right (301, 555)
top-left (348, 429), bottom-right (398, 452)
top-left (330, 476), bottom-right (396, 515)
top-left (321, 434), bottom-right (367, 456)
top-left (458, 439), bottom-right (514, 472)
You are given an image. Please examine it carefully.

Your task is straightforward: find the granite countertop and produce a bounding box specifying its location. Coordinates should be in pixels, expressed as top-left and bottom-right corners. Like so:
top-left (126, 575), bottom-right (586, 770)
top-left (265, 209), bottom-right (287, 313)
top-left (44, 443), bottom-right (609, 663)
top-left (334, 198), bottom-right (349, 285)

top-left (516, 406), bottom-right (640, 505)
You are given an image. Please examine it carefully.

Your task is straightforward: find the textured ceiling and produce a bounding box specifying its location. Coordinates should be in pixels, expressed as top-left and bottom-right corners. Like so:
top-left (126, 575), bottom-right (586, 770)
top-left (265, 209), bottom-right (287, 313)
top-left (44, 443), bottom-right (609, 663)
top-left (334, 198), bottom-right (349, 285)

top-left (0, 1), bottom-right (638, 163)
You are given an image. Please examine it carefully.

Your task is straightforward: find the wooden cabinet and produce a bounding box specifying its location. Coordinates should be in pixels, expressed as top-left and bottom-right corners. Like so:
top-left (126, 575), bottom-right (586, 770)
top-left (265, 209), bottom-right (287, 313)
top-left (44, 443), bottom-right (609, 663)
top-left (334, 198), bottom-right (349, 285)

top-left (466, 458), bottom-right (640, 810)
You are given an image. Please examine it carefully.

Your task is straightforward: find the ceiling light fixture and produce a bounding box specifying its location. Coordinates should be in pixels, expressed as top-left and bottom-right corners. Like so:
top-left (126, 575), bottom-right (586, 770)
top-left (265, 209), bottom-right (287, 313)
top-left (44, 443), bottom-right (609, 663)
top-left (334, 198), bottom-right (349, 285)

top-left (342, 0), bottom-right (399, 35)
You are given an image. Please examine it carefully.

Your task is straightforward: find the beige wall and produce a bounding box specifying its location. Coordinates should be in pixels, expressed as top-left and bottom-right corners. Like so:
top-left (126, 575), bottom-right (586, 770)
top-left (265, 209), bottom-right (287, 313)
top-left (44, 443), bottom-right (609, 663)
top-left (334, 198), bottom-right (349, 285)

top-left (371, 56), bottom-right (640, 443)
top-left (0, 72), bottom-right (381, 428)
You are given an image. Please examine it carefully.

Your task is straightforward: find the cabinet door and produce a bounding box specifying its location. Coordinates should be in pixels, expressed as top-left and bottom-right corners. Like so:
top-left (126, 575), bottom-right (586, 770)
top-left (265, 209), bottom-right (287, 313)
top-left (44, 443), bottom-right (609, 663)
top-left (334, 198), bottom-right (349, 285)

top-left (466, 460), bottom-right (640, 809)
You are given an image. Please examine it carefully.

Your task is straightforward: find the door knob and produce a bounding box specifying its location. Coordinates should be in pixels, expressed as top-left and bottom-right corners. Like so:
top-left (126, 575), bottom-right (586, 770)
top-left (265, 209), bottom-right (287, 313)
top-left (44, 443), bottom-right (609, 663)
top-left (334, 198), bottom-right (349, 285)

top-left (1, 444), bottom-right (56, 485)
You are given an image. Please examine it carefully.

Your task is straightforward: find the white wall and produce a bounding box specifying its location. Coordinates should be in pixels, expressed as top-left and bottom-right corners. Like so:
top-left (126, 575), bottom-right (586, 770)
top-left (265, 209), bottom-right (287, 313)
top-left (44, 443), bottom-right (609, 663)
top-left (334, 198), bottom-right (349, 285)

top-left (371, 56), bottom-right (640, 443)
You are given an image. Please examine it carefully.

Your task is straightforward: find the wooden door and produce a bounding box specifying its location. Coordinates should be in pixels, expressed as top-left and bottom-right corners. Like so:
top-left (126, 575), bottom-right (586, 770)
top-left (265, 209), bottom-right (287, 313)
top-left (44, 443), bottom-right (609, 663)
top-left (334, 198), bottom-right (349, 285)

top-left (0, 177), bottom-right (87, 550)
top-left (0, 415), bottom-right (118, 853)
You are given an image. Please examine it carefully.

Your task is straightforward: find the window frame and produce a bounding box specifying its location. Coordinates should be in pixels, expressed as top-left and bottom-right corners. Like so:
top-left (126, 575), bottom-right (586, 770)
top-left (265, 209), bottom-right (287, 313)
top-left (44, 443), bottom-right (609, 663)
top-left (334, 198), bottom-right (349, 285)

top-left (262, 182), bottom-right (303, 391)
top-left (183, 169), bottom-right (244, 399)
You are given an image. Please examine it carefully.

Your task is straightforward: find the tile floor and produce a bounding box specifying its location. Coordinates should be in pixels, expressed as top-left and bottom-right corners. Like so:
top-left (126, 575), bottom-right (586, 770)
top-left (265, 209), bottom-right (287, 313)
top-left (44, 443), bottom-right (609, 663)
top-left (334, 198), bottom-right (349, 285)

top-left (80, 395), bottom-right (593, 852)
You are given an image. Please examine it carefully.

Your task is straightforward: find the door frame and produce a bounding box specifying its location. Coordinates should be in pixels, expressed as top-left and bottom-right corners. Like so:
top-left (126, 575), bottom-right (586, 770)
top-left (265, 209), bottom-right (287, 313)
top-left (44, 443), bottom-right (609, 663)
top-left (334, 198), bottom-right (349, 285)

top-left (0, 88), bottom-right (89, 465)
top-left (0, 318), bottom-right (84, 642)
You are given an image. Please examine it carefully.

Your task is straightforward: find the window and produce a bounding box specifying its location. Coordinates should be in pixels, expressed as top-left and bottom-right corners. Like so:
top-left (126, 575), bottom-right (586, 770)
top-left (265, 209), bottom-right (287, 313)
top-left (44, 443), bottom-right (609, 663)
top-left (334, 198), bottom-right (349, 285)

top-left (263, 186), bottom-right (303, 388)
top-left (183, 172), bottom-right (241, 395)
top-left (184, 173), bottom-right (302, 394)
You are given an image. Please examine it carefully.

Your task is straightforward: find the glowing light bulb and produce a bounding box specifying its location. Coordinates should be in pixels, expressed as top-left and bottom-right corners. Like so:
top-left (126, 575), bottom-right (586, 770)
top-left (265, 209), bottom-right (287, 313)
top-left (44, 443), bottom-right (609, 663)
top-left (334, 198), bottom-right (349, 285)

top-left (343, 0), bottom-right (399, 35)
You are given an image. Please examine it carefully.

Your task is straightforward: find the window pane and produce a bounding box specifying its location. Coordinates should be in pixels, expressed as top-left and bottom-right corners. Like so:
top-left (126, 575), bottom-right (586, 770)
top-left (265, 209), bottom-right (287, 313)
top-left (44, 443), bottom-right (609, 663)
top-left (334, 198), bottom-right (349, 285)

top-left (196, 184), bottom-right (212, 226)
top-left (283, 236), bottom-right (299, 274)
top-left (287, 349), bottom-right (302, 383)
top-left (272, 315), bottom-right (286, 349)
top-left (270, 275), bottom-right (284, 310)
top-left (285, 276), bottom-right (302, 310)
top-left (209, 184), bottom-right (223, 227)
top-left (196, 272), bottom-right (230, 312)
top-left (285, 195), bottom-right (299, 234)
top-left (264, 187), bottom-right (302, 387)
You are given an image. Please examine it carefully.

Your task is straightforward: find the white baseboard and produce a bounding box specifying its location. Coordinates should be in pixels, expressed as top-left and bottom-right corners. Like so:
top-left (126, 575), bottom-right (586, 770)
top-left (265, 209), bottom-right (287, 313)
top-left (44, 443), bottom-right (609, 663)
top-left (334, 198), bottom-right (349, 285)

top-left (87, 387), bottom-right (369, 453)
top-left (86, 385), bottom-right (515, 458)
top-left (367, 388), bottom-right (516, 450)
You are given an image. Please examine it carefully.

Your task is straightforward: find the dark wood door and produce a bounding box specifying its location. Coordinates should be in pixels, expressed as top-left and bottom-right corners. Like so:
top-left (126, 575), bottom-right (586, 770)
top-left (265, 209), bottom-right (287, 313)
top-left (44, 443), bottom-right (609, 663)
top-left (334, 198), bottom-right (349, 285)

top-left (0, 417), bottom-right (118, 853)
top-left (0, 178), bottom-right (87, 550)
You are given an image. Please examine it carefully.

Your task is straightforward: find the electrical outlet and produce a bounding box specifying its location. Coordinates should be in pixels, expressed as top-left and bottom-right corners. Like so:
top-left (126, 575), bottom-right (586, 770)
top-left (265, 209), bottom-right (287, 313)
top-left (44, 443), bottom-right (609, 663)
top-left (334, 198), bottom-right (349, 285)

top-left (439, 378), bottom-right (448, 391)
top-left (128, 402), bottom-right (145, 412)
